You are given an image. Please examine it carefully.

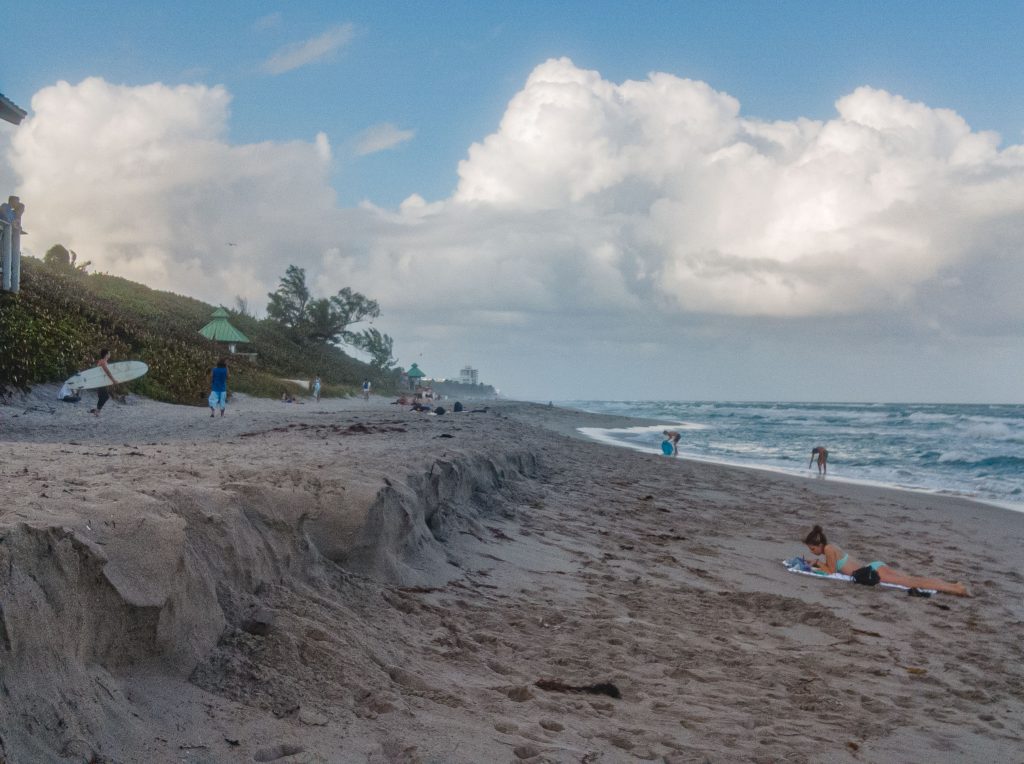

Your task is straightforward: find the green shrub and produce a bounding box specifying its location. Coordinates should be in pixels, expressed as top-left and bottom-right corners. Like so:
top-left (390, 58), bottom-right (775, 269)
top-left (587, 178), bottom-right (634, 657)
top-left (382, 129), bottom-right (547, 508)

top-left (0, 258), bottom-right (388, 403)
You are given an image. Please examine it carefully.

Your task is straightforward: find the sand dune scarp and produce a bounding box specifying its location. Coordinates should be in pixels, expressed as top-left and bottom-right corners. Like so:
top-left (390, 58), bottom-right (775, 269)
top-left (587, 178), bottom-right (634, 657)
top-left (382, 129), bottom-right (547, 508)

top-left (0, 442), bottom-right (538, 762)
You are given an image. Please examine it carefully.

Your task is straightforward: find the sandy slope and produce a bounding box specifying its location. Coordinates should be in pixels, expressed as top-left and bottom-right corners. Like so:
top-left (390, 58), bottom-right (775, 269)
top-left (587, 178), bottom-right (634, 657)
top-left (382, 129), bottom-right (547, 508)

top-left (0, 392), bottom-right (1022, 763)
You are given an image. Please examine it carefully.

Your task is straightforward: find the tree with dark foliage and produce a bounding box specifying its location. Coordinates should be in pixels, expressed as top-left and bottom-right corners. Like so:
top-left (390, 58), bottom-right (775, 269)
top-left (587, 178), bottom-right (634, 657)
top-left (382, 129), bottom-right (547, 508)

top-left (266, 265), bottom-right (380, 347)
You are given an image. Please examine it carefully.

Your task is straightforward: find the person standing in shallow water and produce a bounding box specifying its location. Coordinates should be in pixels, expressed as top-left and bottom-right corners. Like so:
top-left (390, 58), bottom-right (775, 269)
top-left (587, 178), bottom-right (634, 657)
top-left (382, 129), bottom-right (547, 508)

top-left (209, 358), bottom-right (228, 417)
top-left (810, 446), bottom-right (828, 474)
top-left (663, 430), bottom-right (681, 456)
top-left (88, 349), bottom-right (118, 416)
top-left (802, 525), bottom-right (968, 596)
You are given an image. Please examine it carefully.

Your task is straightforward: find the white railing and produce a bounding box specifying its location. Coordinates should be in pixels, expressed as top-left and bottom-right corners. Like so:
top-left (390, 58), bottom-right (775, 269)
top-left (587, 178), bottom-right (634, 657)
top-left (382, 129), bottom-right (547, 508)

top-left (0, 218), bottom-right (20, 293)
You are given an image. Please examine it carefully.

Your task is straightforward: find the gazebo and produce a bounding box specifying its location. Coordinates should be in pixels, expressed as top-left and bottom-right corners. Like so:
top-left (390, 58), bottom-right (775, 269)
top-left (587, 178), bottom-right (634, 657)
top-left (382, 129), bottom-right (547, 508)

top-left (198, 307), bottom-right (251, 354)
top-left (406, 362), bottom-right (426, 390)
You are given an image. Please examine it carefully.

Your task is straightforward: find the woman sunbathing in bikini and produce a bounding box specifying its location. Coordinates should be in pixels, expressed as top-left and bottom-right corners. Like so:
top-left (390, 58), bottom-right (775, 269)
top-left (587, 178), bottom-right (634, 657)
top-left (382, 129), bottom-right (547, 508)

top-left (803, 525), bottom-right (968, 596)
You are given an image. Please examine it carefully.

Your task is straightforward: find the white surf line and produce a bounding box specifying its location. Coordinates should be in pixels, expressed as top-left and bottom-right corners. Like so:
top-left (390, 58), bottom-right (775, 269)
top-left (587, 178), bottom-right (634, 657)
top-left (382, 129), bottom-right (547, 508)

top-left (576, 422), bottom-right (708, 453)
top-left (577, 424), bottom-right (1024, 515)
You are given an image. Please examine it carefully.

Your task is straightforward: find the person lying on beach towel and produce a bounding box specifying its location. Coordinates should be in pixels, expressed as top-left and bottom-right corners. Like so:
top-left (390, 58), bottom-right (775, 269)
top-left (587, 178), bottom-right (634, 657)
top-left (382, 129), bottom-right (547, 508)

top-left (802, 524), bottom-right (968, 596)
top-left (783, 557), bottom-right (935, 595)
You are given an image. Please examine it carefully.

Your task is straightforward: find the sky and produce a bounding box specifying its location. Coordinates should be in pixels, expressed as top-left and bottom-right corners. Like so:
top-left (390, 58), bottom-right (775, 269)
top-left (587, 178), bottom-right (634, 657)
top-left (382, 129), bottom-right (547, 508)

top-left (2, 1), bottom-right (1023, 402)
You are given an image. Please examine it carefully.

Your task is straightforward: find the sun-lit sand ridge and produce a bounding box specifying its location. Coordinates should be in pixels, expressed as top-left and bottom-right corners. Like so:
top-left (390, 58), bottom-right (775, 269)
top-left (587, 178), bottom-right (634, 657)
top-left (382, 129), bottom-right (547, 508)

top-left (1, 390), bottom-right (1022, 762)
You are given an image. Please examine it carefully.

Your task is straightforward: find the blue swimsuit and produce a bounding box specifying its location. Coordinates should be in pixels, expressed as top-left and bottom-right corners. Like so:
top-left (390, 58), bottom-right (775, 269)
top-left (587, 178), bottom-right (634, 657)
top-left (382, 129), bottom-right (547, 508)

top-left (835, 551), bottom-right (884, 574)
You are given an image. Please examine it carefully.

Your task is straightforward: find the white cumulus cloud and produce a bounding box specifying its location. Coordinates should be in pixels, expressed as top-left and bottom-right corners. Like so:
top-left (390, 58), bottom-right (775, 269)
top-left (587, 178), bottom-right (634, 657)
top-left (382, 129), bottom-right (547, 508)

top-left (262, 23), bottom-right (354, 75)
top-left (10, 78), bottom-right (337, 294)
top-left (453, 58), bottom-right (1024, 319)
top-left (5, 61), bottom-right (1024, 399)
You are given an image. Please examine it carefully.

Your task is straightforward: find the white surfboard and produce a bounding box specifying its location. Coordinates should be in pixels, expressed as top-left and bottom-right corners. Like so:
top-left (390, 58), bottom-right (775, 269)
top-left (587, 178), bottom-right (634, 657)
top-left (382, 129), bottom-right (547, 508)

top-left (65, 360), bottom-right (149, 390)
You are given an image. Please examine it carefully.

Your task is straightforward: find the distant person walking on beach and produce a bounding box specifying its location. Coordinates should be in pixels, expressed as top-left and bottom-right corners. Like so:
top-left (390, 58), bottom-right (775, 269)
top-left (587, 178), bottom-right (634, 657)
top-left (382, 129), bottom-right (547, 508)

top-left (663, 430), bottom-right (681, 456)
top-left (802, 525), bottom-right (968, 596)
top-left (312, 375), bottom-right (322, 402)
top-left (209, 358), bottom-right (228, 417)
top-left (88, 349), bottom-right (118, 416)
top-left (362, 379), bottom-right (371, 400)
top-left (810, 446), bottom-right (828, 474)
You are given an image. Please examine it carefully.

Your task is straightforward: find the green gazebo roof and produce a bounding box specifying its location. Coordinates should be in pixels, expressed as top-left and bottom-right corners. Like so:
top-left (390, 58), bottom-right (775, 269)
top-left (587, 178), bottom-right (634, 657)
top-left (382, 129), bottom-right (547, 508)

top-left (198, 307), bottom-right (250, 343)
top-left (407, 363), bottom-right (426, 378)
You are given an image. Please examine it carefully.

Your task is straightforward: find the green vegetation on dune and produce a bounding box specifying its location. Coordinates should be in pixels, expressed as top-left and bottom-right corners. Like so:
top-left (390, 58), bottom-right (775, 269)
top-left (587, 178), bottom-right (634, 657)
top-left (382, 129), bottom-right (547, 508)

top-left (0, 257), bottom-right (393, 403)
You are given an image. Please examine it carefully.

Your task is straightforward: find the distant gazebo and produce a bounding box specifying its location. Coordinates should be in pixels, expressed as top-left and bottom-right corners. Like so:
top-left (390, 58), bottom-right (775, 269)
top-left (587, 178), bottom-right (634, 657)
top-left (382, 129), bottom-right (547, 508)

top-left (199, 307), bottom-right (250, 354)
top-left (406, 362), bottom-right (426, 390)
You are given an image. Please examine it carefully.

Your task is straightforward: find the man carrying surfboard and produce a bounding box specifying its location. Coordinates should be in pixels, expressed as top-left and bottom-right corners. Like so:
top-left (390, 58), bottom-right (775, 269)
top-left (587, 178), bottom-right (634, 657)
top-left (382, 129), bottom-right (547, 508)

top-left (88, 349), bottom-right (119, 416)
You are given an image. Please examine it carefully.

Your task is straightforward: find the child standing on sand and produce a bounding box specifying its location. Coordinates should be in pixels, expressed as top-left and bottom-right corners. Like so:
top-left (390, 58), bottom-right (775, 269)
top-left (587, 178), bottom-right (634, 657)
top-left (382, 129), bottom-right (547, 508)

top-left (209, 358), bottom-right (228, 417)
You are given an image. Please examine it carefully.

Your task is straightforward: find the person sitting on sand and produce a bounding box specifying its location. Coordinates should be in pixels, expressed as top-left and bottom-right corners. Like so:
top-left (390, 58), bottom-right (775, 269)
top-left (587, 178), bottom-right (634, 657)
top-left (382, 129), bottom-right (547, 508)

top-left (281, 391), bottom-right (295, 403)
top-left (663, 430), bottom-right (681, 456)
top-left (58, 382), bottom-right (81, 403)
top-left (810, 446), bottom-right (828, 474)
top-left (803, 525), bottom-right (968, 596)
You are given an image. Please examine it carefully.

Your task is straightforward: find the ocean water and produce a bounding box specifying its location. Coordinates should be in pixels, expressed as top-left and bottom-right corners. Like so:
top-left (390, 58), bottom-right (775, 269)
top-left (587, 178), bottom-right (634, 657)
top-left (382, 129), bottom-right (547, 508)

top-left (565, 401), bottom-right (1024, 510)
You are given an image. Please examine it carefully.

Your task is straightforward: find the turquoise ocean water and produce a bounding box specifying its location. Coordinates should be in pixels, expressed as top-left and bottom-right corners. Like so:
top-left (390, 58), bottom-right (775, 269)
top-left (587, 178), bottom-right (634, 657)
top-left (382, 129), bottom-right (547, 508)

top-left (564, 401), bottom-right (1024, 511)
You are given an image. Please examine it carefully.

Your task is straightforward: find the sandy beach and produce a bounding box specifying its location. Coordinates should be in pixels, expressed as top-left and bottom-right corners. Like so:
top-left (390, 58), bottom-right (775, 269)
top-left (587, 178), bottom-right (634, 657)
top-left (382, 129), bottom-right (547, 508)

top-left (1, 391), bottom-right (1022, 763)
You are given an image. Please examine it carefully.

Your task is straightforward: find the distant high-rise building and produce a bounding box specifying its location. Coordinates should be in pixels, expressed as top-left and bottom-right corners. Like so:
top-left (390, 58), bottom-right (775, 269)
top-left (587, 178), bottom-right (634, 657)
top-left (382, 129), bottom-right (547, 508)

top-left (460, 365), bottom-right (479, 385)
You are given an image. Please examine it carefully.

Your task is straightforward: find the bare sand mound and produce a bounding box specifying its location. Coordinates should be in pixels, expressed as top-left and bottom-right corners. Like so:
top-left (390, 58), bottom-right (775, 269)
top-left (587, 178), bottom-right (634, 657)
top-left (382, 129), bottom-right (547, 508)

top-left (1, 396), bottom-right (1022, 762)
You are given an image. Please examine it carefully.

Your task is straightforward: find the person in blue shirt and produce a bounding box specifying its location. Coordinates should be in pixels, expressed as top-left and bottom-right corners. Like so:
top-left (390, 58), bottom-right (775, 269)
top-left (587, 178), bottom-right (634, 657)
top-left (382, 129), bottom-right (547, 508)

top-left (209, 358), bottom-right (228, 417)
